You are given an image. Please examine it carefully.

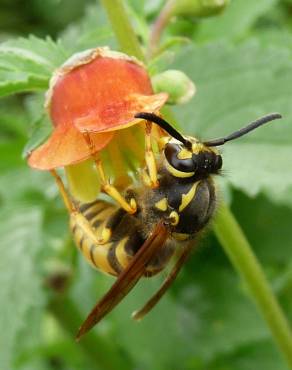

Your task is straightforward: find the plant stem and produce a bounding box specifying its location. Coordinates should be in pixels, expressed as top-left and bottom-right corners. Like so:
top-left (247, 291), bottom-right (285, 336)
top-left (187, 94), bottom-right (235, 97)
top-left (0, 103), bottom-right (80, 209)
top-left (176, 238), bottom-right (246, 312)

top-left (100, 0), bottom-right (145, 62)
top-left (214, 202), bottom-right (292, 368)
top-left (101, 1), bottom-right (292, 367)
top-left (147, 0), bottom-right (175, 59)
top-left (49, 295), bottom-right (133, 370)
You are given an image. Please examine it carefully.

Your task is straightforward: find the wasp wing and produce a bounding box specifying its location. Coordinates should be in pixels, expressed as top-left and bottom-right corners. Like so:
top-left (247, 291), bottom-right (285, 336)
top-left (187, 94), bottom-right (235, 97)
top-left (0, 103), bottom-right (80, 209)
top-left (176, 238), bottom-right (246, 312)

top-left (76, 222), bottom-right (168, 340)
top-left (132, 240), bottom-right (194, 320)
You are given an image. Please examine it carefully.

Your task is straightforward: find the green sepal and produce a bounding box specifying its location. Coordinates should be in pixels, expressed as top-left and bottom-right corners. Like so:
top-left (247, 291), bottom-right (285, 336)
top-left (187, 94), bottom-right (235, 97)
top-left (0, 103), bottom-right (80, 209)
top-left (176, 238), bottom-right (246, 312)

top-left (172, 0), bottom-right (229, 18)
top-left (152, 69), bottom-right (196, 105)
top-left (65, 159), bottom-right (100, 203)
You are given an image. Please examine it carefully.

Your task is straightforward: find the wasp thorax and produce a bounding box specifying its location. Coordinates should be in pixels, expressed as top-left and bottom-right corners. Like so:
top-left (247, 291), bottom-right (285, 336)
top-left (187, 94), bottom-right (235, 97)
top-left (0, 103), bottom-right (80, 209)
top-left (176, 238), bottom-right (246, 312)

top-left (164, 139), bottom-right (222, 177)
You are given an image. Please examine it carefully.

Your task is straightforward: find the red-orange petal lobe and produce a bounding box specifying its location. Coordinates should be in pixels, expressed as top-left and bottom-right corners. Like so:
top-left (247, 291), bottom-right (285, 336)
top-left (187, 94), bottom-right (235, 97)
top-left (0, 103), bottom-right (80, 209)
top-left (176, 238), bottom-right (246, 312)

top-left (47, 48), bottom-right (168, 133)
top-left (28, 125), bottom-right (114, 170)
top-left (74, 92), bottom-right (168, 132)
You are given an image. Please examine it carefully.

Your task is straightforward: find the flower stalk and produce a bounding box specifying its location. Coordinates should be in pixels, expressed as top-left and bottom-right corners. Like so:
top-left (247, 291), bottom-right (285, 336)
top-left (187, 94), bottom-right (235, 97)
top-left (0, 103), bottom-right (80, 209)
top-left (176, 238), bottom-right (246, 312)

top-left (147, 0), bottom-right (229, 58)
top-left (148, 0), bottom-right (176, 58)
top-left (214, 203), bottom-right (292, 368)
top-left (100, 0), bottom-right (145, 61)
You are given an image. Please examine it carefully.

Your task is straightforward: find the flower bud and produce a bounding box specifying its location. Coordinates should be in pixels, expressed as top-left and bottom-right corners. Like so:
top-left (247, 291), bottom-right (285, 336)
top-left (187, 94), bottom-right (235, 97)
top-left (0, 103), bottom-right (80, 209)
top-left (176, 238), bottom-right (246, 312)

top-left (171, 0), bottom-right (229, 18)
top-left (152, 70), bottom-right (196, 105)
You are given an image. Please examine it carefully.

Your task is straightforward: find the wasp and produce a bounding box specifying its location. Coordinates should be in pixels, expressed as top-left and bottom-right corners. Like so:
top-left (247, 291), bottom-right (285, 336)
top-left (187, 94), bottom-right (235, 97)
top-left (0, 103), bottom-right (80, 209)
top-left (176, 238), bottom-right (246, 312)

top-left (51, 111), bottom-right (281, 339)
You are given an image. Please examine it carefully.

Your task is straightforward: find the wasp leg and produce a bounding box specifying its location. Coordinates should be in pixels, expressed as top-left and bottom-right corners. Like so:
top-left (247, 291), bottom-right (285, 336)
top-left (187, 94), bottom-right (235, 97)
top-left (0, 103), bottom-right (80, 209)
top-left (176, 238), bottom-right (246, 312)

top-left (77, 200), bottom-right (110, 244)
top-left (132, 241), bottom-right (194, 320)
top-left (82, 132), bottom-right (137, 214)
top-left (93, 207), bottom-right (126, 245)
top-left (141, 168), bottom-right (152, 187)
top-left (51, 169), bottom-right (76, 214)
top-left (51, 170), bottom-right (107, 246)
top-left (145, 121), bottom-right (159, 188)
top-left (96, 159), bottom-right (137, 214)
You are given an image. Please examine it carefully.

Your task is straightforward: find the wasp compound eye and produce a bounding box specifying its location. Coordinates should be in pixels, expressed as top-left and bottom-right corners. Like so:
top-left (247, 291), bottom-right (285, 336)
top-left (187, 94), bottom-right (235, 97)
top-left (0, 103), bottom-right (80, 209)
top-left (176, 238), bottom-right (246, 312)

top-left (215, 155), bottom-right (223, 170)
top-left (164, 143), bottom-right (196, 173)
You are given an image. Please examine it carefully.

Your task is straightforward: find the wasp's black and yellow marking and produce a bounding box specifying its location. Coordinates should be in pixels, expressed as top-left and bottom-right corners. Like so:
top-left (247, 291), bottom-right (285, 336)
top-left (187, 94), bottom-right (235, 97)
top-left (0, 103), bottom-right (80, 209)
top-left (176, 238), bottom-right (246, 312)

top-left (71, 198), bottom-right (175, 277)
top-left (154, 197), bottom-right (168, 211)
top-left (54, 111), bottom-right (282, 338)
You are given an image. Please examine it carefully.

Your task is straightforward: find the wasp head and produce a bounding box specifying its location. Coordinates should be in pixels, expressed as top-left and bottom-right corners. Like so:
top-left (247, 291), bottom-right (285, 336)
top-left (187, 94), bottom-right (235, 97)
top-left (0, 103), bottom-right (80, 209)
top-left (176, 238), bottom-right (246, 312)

top-left (163, 137), bottom-right (222, 178)
top-left (134, 111), bottom-right (282, 179)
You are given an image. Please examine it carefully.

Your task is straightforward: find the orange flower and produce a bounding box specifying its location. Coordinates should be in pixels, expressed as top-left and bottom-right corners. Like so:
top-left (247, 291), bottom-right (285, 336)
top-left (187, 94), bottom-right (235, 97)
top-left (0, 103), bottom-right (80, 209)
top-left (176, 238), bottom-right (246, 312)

top-left (27, 47), bottom-right (168, 170)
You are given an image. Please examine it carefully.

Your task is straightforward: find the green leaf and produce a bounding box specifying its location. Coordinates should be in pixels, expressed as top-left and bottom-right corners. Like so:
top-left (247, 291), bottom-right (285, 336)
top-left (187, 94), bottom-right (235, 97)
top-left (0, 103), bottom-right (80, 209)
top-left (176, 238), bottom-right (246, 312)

top-left (195, 0), bottom-right (278, 42)
top-left (0, 139), bottom-right (26, 171)
top-left (61, 3), bottom-right (116, 52)
top-left (207, 340), bottom-right (289, 370)
top-left (0, 36), bottom-right (68, 97)
top-left (22, 115), bottom-right (52, 159)
top-left (0, 206), bottom-right (45, 370)
top-left (1, 36), bottom-right (68, 72)
top-left (0, 97), bottom-right (30, 140)
top-left (177, 264), bottom-right (269, 363)
top-left (171, 40), bottom-right (292, 204)
top-left (0, 70), bottom-right (48, 97)
top-left (0, 168), bottom-right (51, 207)
top-left (232, 191), bottom-right (292, 265)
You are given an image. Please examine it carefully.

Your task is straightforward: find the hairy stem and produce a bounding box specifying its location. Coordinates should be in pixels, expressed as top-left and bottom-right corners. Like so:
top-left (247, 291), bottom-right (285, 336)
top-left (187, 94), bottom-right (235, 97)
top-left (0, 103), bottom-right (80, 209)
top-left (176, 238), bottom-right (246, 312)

top-left (101, 1), bottom-right (292, 367)
top-left (214, 202), bottom-right (292, 368)
top-left (147, 0), bottom-right (176, 59)
top-left (100, 0), bottom-right (145, 61)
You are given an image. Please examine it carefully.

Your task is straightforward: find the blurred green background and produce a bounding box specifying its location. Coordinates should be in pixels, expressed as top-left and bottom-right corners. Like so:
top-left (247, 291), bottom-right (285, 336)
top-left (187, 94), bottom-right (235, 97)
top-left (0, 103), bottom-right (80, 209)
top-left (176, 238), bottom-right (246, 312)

top-left (1, 0), bottom-right (292, 369)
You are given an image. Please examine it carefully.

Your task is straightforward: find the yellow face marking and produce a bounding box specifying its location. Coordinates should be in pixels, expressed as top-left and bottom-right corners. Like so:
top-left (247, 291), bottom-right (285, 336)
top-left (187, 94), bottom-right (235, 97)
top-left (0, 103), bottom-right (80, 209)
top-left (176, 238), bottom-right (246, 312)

top-left (169, 211), bottom-right (179, 226)
top-left (179, 182), bottom-right (200, 212)
top-left (177, 148), bottom-right (192, 160)
top-left (155, 197), bottom-right (168, 211)
top-left (172, 232), bottom-right (189, 241)
top-left (191, 142), bottom-right (219, 155)
top-left (211, 147), bottom-right (219, 155)
top-left (166, 161), bottom-right (195, 178)
top-left (191, 142), bottom-right (207, 154)
top-left (115, 238), bottom-right (131, 269)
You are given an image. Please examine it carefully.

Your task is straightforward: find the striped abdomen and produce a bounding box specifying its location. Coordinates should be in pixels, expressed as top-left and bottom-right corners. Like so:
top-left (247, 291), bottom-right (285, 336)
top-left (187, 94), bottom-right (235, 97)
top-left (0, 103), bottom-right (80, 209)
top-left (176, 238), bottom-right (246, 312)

top-left (70, 199), bottom-right (175, 277)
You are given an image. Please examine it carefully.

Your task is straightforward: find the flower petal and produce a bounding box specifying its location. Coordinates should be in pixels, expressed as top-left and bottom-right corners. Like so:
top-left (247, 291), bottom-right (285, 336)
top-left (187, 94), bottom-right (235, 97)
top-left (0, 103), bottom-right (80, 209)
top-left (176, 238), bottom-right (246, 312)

top-left (74, 92), bottom-right (168, 132)
top-left (28, 125), bottom-right (114, 170)
top-left (28, 48), bottom-right (168, 170)
top-left (48, 50), bottom-right (168, 132)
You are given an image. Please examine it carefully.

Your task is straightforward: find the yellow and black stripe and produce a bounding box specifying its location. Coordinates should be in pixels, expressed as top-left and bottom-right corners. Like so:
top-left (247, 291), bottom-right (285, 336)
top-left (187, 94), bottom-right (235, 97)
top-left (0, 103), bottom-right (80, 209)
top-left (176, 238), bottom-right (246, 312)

top-left (70, 200), bottom-right (118, 275)
top-left (70, 198), bottom-right (175, 277)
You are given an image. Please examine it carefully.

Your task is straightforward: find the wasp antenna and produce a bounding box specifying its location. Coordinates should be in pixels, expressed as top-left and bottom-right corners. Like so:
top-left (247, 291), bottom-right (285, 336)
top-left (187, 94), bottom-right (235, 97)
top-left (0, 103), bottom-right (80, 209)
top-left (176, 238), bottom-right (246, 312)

top-left (135, 112), bottom-right (192, 149)
top-left (204, 113), bottom-right (282, 147)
